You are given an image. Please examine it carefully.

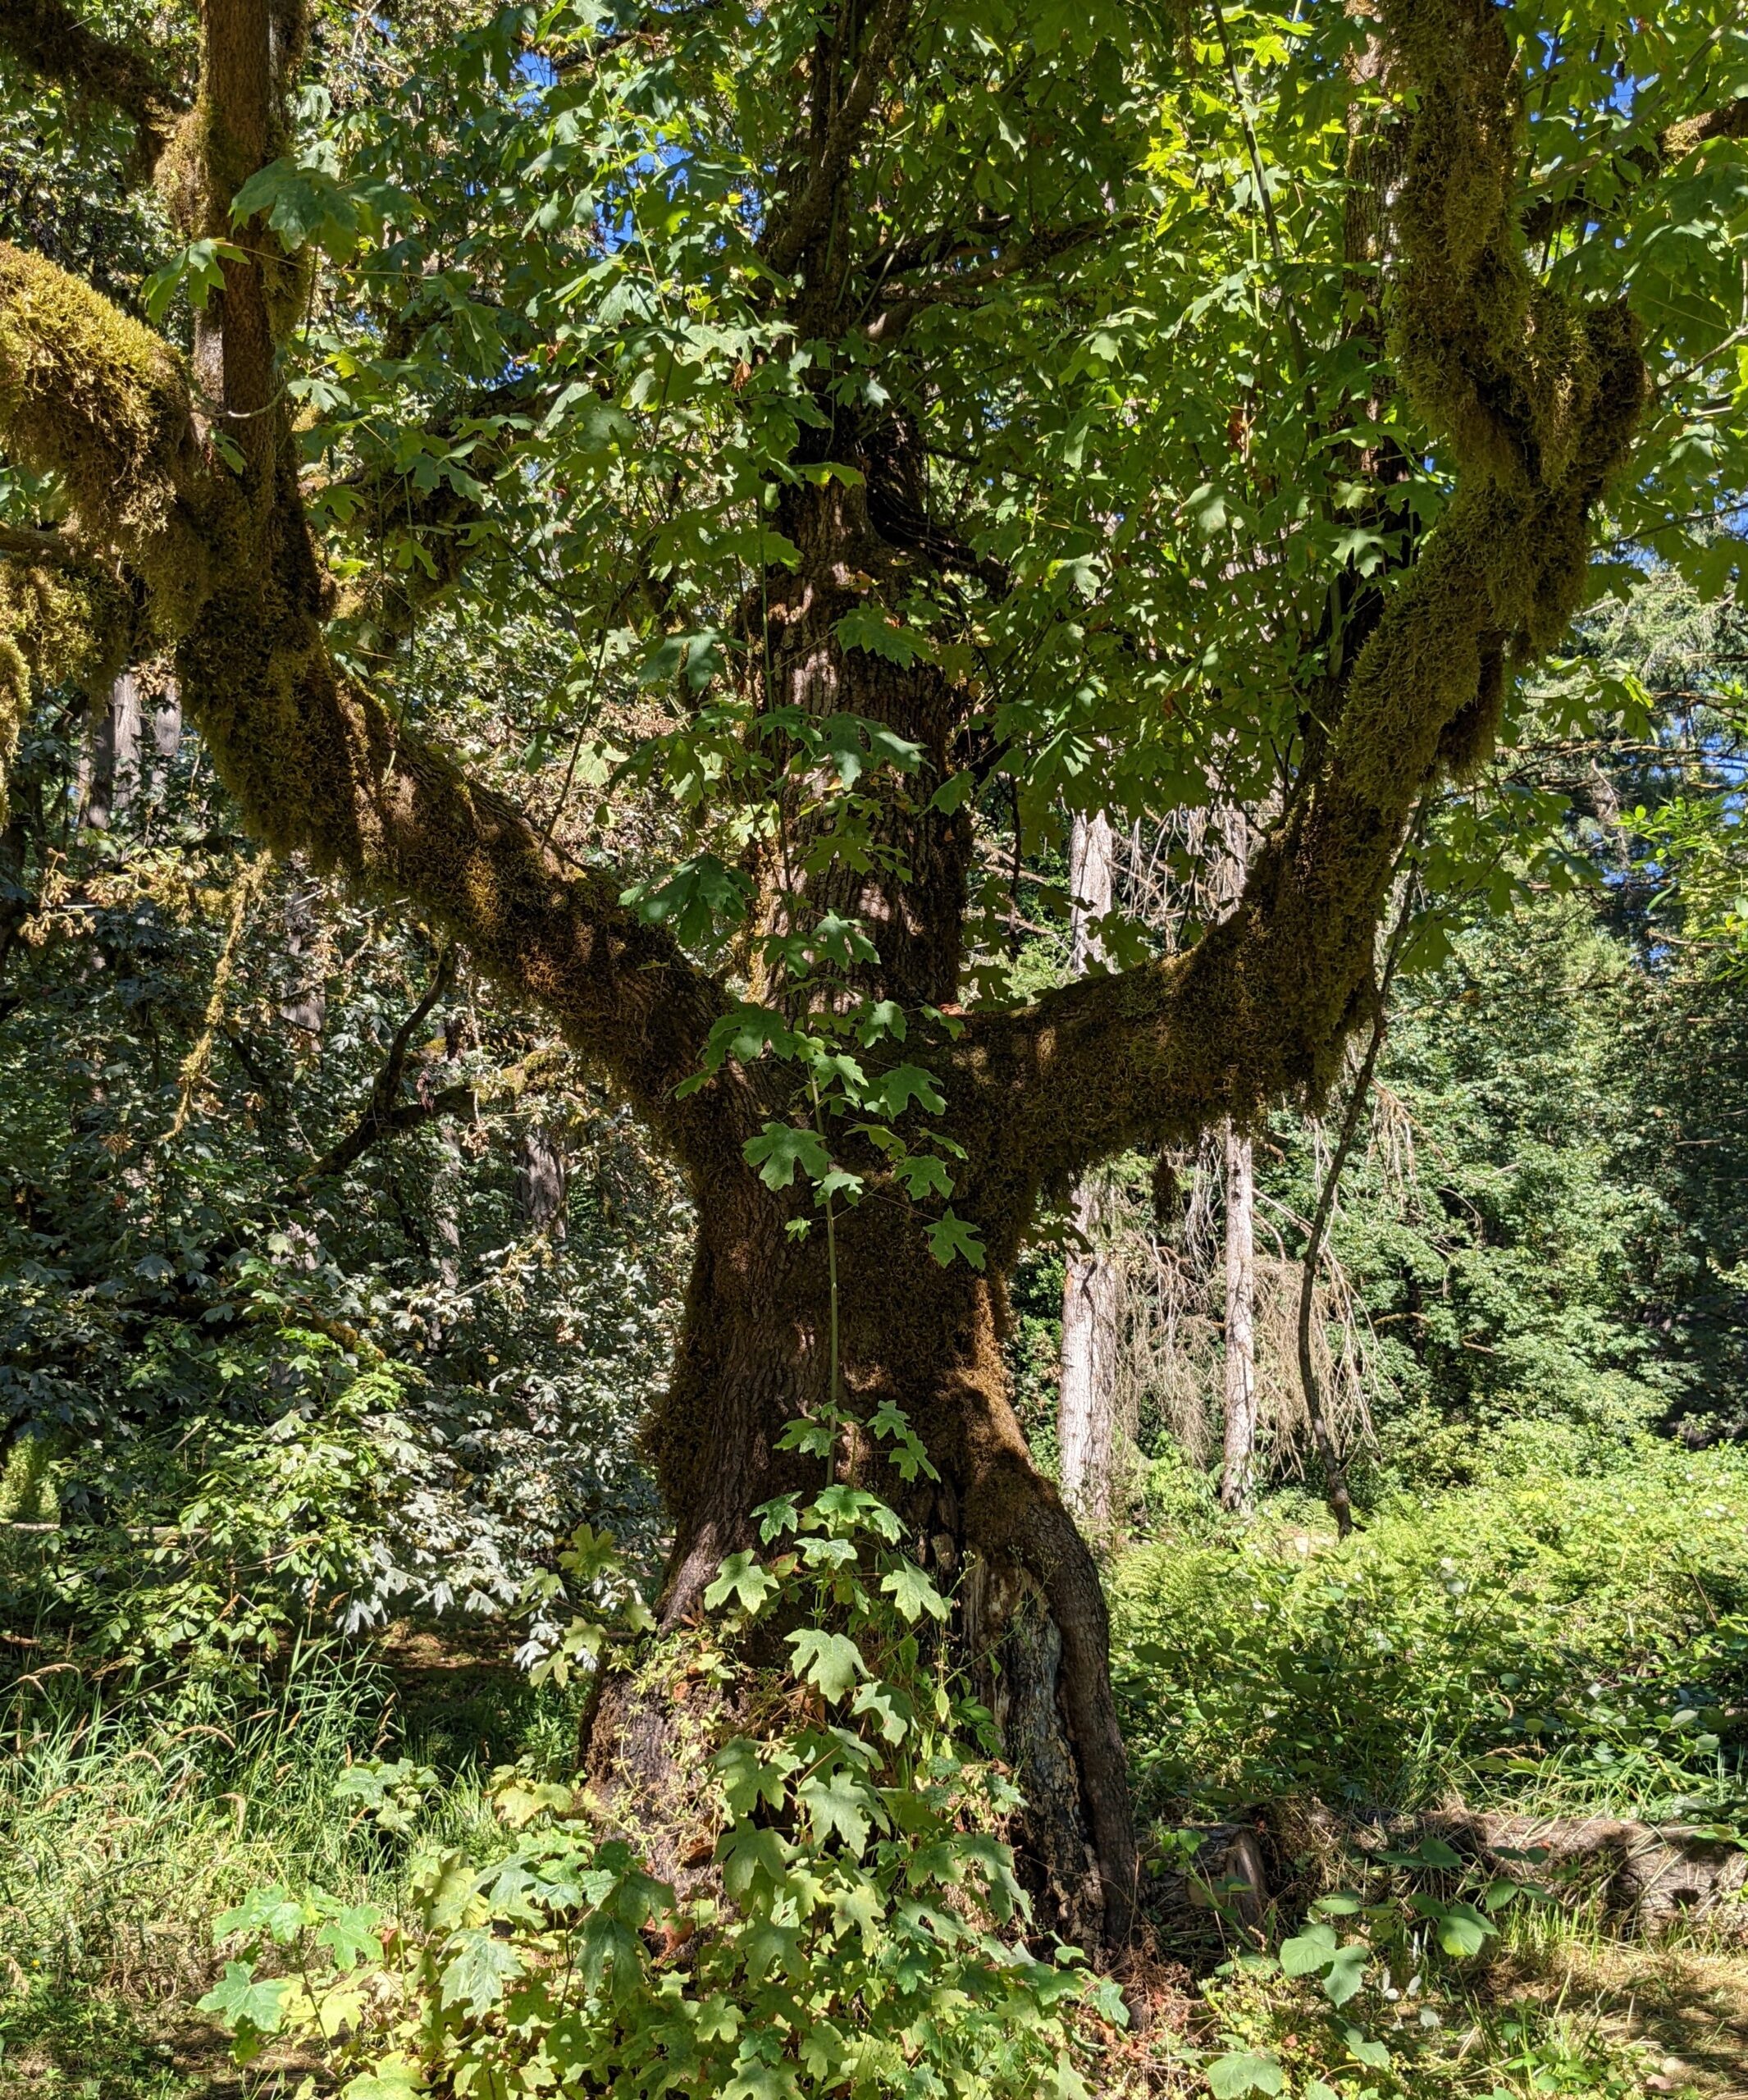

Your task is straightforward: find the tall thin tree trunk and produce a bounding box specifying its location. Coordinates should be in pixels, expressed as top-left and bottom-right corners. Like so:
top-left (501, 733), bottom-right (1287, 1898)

top-left (82, 669), bottom-right (144, 830)
top-left (279, 861), bottom-right (327, 1043)
top-left (1220, 1123), bottom-right (1257, 1511)
top-left (1057, 810), bottom-right (1122, 1548)
top-left (1212, 800), bottom-right (1260, 1511)
top-left (517, 1124), bottom-right (569, 1238)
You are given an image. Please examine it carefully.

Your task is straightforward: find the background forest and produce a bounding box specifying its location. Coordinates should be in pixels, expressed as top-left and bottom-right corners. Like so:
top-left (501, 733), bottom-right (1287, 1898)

top-left (4, 0), bottom-right (1748, 2097)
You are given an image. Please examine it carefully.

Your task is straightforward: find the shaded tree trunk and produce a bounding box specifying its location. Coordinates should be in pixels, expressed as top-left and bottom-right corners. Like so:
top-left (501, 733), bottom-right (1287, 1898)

top-left (591, 1192), bottom-right (1134, 1952)
top-left (279, 861), bottom-right (326, 1043)
top-left (1057, 810), bottom-right (1122, 1549)
top-left (516, 1124), bottom-right (568, 1237)
top-left (82, 668), bottom-right (143, 830)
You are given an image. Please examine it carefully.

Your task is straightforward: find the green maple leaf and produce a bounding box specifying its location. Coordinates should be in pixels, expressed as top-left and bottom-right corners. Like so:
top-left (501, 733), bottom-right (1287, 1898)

top-left (438, 1925), bottom-right (523, 2012)
top-left (881, 1560), bottom-right (949, 1623)
top-left (718, 1823), bottom-right (793, 1900)
top-left (797, 1767), bottom-right (880, 1853)
top-left (315, 1904), bottom-right (384, 1971)
top-left (925, 1208), bottom-right (986, 1270)
top-left (197, 1962), bottom-right (291, 2036)
top-left (704, 1550), bottom-right (779, 1615)
top-left (787, 1628), bottom-right (867, 1701)
top-left (744, 1122), bottom-right (830, 1189)
top-left (867, 1063), bottom-right (947, 1117)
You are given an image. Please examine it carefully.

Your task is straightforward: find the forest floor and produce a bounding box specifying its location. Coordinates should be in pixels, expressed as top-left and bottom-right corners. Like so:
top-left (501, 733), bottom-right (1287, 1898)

top-left (3, 1442), bottom-right (1747, 2098)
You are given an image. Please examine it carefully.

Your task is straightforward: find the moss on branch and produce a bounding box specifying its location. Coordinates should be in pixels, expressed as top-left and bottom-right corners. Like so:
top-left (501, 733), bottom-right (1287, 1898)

top-left (952, 0), bottom-right (1646, 1256)
top-left (0, 244), bottom-right (214, 633)
top-left (0, 0), bottom-right (182, 166)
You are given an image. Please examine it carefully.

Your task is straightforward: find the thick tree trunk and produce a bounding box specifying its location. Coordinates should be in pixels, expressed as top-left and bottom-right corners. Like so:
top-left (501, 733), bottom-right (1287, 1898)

top-left (1058, 810), bottom-right (1123, 1547)
top-left (588, 1196), bottom-right (1135, 1954)
top-left (586, 465), bottom-right (1135, 1957)
top-left (1220, 1125), bottom-right (1257, 1512)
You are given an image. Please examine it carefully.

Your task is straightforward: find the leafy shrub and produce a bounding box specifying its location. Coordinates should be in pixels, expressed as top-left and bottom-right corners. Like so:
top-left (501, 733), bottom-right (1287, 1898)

top-left (1111, 1442), bottom-right (1748, 1823)
top-left (200, 1405), bottom-right (1123, 2099)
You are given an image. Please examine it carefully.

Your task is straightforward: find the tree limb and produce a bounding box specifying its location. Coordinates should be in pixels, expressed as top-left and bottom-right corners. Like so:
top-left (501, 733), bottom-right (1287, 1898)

top-left (762, 0), bottom-right (913, 280)
top-left (0, 234), bottom-right (752, 1176)
top-left (0, 0), bottom-right (182, 166)
top-left (1522, 95), bottom-right (1748, 246)
top-left (947, 0), bottom-right (1647, 1260)
top-left (862, 216), bottom-right (1131, 343)
top-left (298, 943), bottom-right (459, 1184)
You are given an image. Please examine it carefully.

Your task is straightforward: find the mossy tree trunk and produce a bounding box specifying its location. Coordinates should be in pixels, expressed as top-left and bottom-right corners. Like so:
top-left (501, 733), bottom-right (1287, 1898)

top-left (583, 449), bottom-right (1136, 1948)
top-left (0, 0), bottom-right (1652, 1961)
top-left (599, 1177), bottom-right (1134, 1948)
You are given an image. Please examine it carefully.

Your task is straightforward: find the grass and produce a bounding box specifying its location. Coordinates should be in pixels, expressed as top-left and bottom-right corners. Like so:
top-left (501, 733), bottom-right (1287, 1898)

top-left (0, 1632), bottom-right (579, 2098)
top-left (1110, 1439), bottom-right (1748, 2098)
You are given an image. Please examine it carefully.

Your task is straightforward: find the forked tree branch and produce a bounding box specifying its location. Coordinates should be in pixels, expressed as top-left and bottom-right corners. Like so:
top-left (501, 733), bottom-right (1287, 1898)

top-left (762, 0), bottom-right (913, 278)
top-left (948, 0), bottom-right (1648, 1258)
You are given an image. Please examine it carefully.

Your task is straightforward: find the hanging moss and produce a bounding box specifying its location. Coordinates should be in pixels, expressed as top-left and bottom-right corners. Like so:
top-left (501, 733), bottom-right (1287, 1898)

top-left (0, 559), bottom-right (134, 818)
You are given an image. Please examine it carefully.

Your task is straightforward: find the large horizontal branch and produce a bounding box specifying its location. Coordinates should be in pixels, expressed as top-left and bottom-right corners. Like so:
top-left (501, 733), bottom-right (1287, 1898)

top-left (0, 0), bottom-right (183, 165)
top-left (0, 241), bottom-right (753, 1180)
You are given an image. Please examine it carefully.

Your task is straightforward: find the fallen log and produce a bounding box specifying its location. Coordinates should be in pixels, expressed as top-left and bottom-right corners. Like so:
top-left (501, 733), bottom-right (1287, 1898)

top-left (1261, 1799), bottom-right (1748, 1942)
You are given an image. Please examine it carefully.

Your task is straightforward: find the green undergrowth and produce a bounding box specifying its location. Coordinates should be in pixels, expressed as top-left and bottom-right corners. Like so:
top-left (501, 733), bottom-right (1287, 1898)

top-left (0, 1637), bottom-right (577, 2098)
top-left (1111, 1437), bottom-right (1748, 1828)
top-left (1111, 1440), bottom-right (1748, 2099)
top-left (5, 1442), bottom-right (1748, 2098)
